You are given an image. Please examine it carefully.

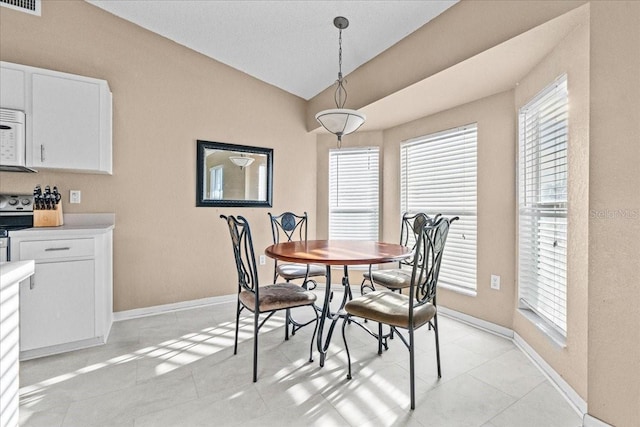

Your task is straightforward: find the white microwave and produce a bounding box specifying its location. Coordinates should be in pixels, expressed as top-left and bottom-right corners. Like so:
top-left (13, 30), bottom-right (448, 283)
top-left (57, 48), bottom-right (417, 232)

top-left (0, 108), bottom-right (35, 172)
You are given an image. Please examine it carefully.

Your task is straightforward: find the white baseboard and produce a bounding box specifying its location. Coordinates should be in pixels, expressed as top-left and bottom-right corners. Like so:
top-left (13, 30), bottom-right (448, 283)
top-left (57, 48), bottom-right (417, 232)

top-left (438, 306), bottom-right (514, 338)
top-left (582, 414), bottom-right (614, 427)
top-left (20, 336), bottom-right (106, 361)
top-left (113, 294), bottom-right (236, 321)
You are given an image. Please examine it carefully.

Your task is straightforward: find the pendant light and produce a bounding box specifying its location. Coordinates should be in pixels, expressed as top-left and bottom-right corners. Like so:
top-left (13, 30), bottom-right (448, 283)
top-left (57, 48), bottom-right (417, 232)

top-left (229, 154), bottom-right (254, 169)
top-left (315, 16), bottom-right (365, 149)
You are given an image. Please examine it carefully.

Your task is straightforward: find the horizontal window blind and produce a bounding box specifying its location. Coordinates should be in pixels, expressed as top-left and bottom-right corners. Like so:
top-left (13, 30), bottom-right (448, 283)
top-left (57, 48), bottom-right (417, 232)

top-left (518, 74), bottom-right (568, 336)
top-left (329, 147), bottom-right (379, 240)
top-left (400, 124), bottom-right (477, 291)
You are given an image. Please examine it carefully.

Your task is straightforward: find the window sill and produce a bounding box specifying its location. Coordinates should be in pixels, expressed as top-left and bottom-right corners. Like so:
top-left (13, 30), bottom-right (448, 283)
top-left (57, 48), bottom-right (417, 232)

top-left (517, 308), bottom-right (567, 349)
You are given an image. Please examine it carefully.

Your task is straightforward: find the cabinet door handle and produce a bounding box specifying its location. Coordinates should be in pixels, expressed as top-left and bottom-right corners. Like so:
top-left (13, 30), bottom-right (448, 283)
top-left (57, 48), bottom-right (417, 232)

top-left (45, 247), bottom-right (70, 252)
top-left (30, 275), bottom-right (35, 290)
top-left (40, 144), bottom-right (45, 162)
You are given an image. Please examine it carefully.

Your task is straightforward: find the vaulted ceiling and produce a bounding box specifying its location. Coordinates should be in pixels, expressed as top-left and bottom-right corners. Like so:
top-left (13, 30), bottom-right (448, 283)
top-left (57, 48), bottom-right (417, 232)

top-left (87, 0), bottom-right (458, 100)
top-left (86, 1), bottom-right (586, 131)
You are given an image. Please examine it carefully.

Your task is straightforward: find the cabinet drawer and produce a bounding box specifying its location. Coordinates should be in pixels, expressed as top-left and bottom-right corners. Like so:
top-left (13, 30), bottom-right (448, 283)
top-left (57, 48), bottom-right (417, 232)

top-left (20, 238), bottom-right (94, 261)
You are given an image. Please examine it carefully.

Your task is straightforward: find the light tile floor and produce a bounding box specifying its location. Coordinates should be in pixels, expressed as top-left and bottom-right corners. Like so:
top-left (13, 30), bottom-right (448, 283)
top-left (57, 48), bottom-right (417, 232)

top-left (19, 291), bottom-right (583, 427)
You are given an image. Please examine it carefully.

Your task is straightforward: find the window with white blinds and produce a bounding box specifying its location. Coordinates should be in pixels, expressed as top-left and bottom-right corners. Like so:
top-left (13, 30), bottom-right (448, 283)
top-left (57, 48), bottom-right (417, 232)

top-left (518, 74), bottom-right (568, 337)
top-left (400, 124), bottom-right (477, 291)
top-left (329, 147), bottom-right (379, 240)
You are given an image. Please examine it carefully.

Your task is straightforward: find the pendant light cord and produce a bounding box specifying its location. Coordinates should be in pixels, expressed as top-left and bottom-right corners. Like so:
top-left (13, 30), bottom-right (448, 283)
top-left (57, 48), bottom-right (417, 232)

top-left (335, 27), bottom-right (347, 109)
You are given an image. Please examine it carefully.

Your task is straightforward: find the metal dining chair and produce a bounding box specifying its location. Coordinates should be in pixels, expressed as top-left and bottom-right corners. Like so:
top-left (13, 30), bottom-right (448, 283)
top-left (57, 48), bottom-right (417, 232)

top-left (341, 216), bottom-right (456, 409)
top-left (269, 211), bottom-right (326, 339)
top-left (360, 212), bottom-right (439, 346)
top-left (221, 214), bottom-right (319, 382)
top-left (361, 212), bottom-right (439, 295)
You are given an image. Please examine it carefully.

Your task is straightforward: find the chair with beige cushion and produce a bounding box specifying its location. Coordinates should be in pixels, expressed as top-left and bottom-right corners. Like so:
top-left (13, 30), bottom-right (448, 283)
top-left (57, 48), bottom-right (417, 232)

top-left (221, 214), bottom-right (319, 382)
top-left (361, 212), bottom-right (438, 295)
top-left (269, 211), bottom-right (326, 339)
top-left (361, 212), bottom-right (438, 347)
top-left (342, 216), bottom-right (456, 409)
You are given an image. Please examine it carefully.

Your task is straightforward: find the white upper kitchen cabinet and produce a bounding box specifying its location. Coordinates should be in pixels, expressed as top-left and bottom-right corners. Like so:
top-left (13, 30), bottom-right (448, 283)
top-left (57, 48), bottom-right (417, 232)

top-left (0, 65), bottom-right (25, 110)
top-left (0, 61), bottom-right (112, 174)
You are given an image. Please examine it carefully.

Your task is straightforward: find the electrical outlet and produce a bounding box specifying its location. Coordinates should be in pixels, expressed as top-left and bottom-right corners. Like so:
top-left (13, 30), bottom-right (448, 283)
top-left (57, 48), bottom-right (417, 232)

top-left (490, 274), bottom-right (501, 290)
top-left (259, 255), bottom-right (266, 265)
top-left (70, 190), bottom-right (81, 204)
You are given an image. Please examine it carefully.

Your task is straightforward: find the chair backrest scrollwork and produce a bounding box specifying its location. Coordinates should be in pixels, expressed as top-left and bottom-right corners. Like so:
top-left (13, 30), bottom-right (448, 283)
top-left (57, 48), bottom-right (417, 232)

top-left (399, 212), bottom-right (440, 269)
top-left (410, 216), bottom-right (458, 308)
top-left (221, 215), bottom-right (259, 297)
top-left (268, 211), bottom-right (309, 244)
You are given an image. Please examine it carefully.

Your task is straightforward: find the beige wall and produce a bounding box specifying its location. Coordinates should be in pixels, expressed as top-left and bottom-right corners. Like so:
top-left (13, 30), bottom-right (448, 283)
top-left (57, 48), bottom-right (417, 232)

top-left (588, 2), bottom-right (640, 424)
top-left (513, 18), bottom-right (590, 400)
top-left (0, 1), bottom-right (317, 311)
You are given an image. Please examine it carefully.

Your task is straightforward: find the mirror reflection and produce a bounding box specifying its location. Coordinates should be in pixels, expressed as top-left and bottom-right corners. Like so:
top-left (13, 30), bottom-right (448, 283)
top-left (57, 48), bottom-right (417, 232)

top-left (196, 140), bottom-right (273, 207)
top-left (204, 149), bottom-right (267, 200)
top-left (196, 141), bottom-right (273, 207)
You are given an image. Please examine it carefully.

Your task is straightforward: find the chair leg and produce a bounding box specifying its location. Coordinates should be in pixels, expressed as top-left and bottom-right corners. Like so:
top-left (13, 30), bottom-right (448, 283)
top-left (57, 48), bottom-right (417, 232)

top-left (409, 328), bottom-right (415, 410)
top-left (253, 310), bottom-right (259, 383)
top-left (284, 278), bottom-right (292, 340)
top-left (234, 299), bottom-right (241, 355)
top-left (433, 314), bottom-right (442, 378)
top-left (285, 308), bottom-right (290, 341)
top-left (378, 322), bottom-right (383, 355)
top-left (309, 304), bottom-right (319, 363)
top-left (342, 316), bottom-right (352, 380)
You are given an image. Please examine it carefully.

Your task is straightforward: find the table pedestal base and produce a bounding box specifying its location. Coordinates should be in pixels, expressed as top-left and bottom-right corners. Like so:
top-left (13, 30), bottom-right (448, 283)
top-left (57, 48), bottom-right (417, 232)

top-left (317, 265), bottom-right (352, 367)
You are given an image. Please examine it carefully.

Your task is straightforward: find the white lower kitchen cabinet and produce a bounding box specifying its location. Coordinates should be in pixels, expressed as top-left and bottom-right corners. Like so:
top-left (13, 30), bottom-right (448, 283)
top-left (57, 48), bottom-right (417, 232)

top-left (20, 260), bottom-right (95, 351)
top-left (10, 216), bottom-right (114, 360)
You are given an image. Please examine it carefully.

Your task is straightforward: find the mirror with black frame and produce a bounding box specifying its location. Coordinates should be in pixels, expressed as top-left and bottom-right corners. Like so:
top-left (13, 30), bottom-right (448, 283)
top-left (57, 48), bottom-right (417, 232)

top-left (196, 140), bottom-right (273, 207)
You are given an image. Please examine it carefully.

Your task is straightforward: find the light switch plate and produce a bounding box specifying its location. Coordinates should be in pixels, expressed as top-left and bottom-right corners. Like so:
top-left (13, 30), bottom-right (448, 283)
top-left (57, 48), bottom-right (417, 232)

top-left (259, 255), bottom-right (266, 265)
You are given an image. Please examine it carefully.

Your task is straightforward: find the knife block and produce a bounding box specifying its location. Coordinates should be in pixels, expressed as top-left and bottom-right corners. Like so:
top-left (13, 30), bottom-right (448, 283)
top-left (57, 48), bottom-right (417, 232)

top-left (34, 203), bottom-right (64, 227)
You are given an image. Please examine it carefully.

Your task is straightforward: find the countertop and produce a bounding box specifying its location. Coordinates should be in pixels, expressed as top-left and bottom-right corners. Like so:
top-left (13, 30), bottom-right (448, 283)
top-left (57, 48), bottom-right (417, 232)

top-left (10, 213), bottom-right (115, 237)
top-left (0, 260), bottom-right (35, 285)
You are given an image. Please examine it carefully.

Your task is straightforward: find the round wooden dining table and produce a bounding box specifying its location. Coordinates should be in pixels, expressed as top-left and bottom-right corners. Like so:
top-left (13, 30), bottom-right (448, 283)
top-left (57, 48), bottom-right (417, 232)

top-left (265, 240), bottom-right (412, 366)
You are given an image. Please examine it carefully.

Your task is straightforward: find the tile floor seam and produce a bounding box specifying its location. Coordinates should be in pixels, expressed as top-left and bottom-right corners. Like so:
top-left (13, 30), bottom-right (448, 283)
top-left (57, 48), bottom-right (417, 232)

top-left (448, 338), bottom-right (514, 362)
top-left (466, 368), bottom-right (533, 402)
top-left (321, 378), bottom-right (383, 427)
top-left (59, 402), bottom-right (71, 427)
top-left (481, 381), bottom-right (542, 426)
top-left (466, 359), bottom-right (547, 400)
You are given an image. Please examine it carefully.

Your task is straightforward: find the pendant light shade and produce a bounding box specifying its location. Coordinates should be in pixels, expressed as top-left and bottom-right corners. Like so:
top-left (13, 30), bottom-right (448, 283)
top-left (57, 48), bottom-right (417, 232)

top-left (315, 108), bottom-right (366, 137)
top-left (229, 155), bottom-right (254, 169)
top-left (316, 17), bottom-right (365, 148)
